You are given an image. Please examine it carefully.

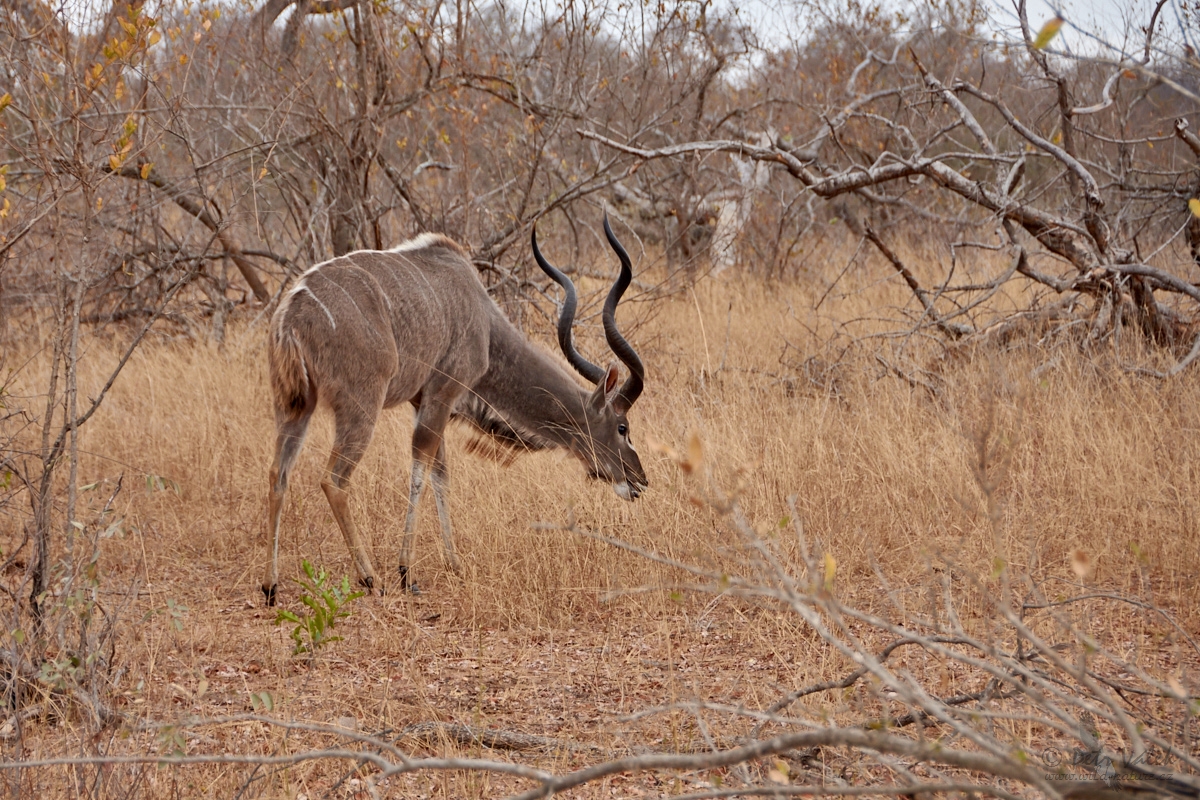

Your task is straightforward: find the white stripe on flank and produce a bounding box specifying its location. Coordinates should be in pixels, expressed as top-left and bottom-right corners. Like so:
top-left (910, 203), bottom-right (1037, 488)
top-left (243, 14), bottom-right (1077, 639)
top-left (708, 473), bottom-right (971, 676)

top-left (326, 275), bottom-right (368, 325)
top-left (296, 285), bottom-right (336, 329)
top-left (389, 232), bottom-right (446, 253)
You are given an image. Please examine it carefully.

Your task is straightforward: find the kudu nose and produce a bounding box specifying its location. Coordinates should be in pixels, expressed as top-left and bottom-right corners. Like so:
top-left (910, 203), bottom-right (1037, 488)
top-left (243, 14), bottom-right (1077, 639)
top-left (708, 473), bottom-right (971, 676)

top-left (613, 479), bottom-right (646, 501)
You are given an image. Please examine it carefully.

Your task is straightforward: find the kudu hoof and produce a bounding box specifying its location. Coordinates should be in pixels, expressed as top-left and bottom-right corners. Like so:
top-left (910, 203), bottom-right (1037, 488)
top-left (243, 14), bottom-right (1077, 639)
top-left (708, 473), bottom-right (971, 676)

top-left (263, 584), bottom-right (278, 607)
top-left (358, 575), bottom-right (381, 595)
top-left (397, 565), bottom-right (421, 596)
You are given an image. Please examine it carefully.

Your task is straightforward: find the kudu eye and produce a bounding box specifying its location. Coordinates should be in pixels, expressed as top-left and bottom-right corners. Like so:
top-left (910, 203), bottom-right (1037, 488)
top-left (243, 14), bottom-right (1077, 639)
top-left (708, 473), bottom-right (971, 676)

top-left (617, 424), bottom-right (628, 436)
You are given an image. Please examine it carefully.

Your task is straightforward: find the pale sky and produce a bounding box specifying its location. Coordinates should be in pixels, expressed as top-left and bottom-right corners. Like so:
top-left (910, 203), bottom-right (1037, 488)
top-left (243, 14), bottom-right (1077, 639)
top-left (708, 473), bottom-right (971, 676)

top-left (55, 0), bottom-right (1179, 61)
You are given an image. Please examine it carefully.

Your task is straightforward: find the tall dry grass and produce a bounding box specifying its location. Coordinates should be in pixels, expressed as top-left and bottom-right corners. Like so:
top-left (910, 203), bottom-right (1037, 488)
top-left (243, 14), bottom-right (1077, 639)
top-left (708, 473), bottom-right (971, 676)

top-left (8, 242), bottom-right (1198, 625)
top-left (2, 241), bottom-right (1198, 795)
top-left (60, 253), bottom-right (1197, 621)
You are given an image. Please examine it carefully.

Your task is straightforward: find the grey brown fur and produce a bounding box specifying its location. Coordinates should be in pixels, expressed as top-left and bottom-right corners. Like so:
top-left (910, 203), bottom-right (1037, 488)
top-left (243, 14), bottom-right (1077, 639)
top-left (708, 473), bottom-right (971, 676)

top-left (264, 227), bottom-right (647, 604)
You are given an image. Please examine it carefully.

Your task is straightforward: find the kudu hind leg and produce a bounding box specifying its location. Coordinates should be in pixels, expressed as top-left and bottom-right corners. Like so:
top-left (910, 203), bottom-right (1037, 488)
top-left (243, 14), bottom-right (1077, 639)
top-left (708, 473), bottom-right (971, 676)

top-left (321, 406), bottom-right (383, 593)
top-left (265, 413), bottom-right (313, 606)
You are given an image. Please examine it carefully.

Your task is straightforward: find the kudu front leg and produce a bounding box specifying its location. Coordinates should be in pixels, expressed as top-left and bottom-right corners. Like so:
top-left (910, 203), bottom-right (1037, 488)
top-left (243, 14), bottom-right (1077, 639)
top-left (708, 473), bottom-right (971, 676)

top-left (398, 396), bottom-right (461, 593)
top-left (398, 459), bottom-right (426, 594)
top-left (429, 442), bottom-right (461, 575)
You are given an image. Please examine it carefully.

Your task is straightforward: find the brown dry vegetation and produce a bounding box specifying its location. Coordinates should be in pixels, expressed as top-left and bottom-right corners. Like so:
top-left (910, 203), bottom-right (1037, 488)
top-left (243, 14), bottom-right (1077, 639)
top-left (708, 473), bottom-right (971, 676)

top-left (5, 0), bottom-right (1200, 794)
top-left (2, 239), bottom-right (1198, 796)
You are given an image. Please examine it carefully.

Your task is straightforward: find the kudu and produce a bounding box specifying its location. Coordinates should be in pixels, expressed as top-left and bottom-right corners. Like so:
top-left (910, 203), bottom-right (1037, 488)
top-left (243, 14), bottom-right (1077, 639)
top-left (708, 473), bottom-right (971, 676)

top-left (263, 217), bottom-right (647, 604)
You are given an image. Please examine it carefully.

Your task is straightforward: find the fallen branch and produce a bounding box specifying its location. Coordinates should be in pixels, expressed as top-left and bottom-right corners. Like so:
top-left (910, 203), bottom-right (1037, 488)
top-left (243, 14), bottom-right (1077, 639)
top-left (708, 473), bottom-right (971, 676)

top-left (396, 721), bottom-right (605, 754)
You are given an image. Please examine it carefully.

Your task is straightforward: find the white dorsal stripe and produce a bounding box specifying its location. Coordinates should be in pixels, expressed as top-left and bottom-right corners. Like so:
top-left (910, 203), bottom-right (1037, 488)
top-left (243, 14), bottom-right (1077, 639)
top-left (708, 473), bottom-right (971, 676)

top-left (389, 232), bottom-right (447, 253)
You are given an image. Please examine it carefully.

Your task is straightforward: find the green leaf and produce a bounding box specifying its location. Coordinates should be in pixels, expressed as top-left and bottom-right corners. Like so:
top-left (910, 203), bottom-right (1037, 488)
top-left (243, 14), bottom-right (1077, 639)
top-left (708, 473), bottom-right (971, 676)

top-left (250, 691), bottom-right (274, 711)
top-left (276, 560), bottom-right (362, 656)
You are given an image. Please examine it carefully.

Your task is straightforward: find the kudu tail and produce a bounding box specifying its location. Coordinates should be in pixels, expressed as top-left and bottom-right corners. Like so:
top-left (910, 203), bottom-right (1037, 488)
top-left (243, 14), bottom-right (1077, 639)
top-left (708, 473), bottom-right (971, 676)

top-left (268, 326), bottom-right (312, 419)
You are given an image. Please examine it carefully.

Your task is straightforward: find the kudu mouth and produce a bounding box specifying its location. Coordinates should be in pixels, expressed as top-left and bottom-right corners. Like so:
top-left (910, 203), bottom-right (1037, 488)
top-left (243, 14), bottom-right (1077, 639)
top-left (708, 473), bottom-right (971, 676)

top-left (614, 480), bottom-right (646, 501)
top-left (586, 468), bottom-right (647, 500)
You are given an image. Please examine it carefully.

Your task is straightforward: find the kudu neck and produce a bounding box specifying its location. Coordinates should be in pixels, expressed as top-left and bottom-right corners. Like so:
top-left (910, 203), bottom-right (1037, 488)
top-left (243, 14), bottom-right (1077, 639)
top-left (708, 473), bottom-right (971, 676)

top-left (475, 322), bottom-right (596, 453)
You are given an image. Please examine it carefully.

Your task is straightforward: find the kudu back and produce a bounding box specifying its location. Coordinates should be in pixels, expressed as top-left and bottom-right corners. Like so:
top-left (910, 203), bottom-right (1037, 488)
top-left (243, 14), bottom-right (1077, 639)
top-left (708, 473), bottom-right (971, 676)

top-left (264, 219), bottom-right (646, 604)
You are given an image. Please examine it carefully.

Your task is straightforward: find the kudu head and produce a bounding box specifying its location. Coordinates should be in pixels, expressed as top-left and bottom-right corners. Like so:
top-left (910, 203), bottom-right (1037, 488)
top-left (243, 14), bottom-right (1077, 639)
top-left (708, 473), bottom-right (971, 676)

top-left (532, 215), bottom-right (648, 500)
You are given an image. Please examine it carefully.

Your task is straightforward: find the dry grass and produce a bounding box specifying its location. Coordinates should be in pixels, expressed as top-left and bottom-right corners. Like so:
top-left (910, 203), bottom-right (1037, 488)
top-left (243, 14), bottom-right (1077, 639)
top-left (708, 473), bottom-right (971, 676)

top-left (2, 245), bottom-right (1199, 797)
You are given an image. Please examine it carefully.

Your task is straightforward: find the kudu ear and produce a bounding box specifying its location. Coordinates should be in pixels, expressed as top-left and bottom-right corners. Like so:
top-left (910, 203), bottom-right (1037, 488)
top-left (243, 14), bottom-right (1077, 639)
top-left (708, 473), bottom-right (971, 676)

top-left (589, 363), bottom-right (621, 411)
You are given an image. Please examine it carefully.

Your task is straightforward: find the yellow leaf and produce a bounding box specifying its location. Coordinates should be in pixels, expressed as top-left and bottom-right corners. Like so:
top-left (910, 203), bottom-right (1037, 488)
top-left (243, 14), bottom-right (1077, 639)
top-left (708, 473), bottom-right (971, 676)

top-left (203, 19), bottom-right (212, 31)
top-left (118, 17), bottom-right (137, 36)
top-left (823, 552), bottom-right (837, 592)
top-left (1188, 198), bottom-right (1200, 218)
top-left (0, 176), bottom-right (6, 192)
top-left (178, 54), bottom-right (188, 65)
top-left (108, 154), bottom-right (123, 171)
top-left (140, 162), bottom-right (153, 180)
top-left (0, 197), bottom-right (9, 219)
top-left (1032, 16), bottom-right (1063, 49)
top-left (1051, 130), bottom-right (1062, 145)
top-left (0, 93), bottom-right (10, 113)
top-left (148, 30), bottom-right (161, 45)
top-left (258, 167), bottom-right (268, 180)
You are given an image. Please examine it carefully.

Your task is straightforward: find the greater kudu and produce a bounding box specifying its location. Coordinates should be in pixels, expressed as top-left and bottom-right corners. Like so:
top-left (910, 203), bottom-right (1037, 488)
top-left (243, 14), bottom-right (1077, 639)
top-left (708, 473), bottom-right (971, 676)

top-left (263, 217), bottom-right (647, 604)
